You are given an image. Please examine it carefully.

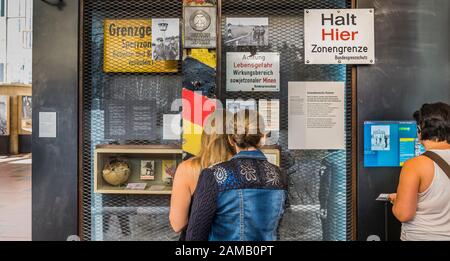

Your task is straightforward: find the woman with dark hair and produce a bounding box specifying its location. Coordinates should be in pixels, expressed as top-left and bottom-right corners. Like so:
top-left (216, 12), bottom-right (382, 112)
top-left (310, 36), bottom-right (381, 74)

top-left (185, 110), bottom-right (288, 241)
top-left (389, 102), bottom-right (450, 241)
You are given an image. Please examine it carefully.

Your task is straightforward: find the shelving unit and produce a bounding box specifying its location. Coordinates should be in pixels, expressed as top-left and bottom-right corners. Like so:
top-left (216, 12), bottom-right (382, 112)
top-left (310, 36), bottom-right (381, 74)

top-left (94, 144), bottom-right (183, 195)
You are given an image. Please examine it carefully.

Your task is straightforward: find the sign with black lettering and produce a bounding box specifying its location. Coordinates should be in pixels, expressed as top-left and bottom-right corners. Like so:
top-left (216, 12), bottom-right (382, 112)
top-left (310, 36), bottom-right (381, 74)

top-left (304, 9), bottom-right (375, 64)
top-left (103, 19), bottom-right (178, 72)
top-left (226, 52), bottom-right (280, 92)
top-left (184, 6), bottom-right (217, 48)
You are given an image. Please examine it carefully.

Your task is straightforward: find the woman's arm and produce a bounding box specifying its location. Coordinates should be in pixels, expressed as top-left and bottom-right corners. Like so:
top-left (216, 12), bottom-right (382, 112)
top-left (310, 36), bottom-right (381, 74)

top-left (186, 169), bottom-right (219, 241)
top-left (169, 161), bottom-right (194, 233)
top-left (391, 157), bottom-right (428, 223)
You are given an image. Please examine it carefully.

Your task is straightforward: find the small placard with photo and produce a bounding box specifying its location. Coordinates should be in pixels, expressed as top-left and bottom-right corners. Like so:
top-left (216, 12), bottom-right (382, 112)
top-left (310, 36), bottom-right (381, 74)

top-left (140, 160), bottom-right (155, 180)
top-left (152, 18), bottom-right (180, 61)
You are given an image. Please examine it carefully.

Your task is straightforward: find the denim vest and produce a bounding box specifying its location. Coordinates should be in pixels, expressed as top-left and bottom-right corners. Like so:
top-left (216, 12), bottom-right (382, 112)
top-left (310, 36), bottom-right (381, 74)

top-left (208, 150), bottom-right (287, 241)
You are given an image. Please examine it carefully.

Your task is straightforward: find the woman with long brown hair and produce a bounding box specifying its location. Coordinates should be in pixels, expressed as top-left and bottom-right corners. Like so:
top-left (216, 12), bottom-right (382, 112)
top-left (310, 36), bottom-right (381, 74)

top-left (169, 110), bottom-right (234, 238)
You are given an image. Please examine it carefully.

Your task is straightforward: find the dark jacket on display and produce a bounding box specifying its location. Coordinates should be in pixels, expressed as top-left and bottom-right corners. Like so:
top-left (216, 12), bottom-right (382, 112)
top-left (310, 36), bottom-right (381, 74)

top-left (185, 150), bottom-right (288, 241)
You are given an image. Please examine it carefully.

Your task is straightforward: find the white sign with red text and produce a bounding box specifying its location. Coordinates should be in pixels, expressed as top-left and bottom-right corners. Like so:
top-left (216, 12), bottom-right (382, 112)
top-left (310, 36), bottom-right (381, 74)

top-left (304, 9), bottom-right (375, 64)
top-left (226, 52), bottom-right (280, 92)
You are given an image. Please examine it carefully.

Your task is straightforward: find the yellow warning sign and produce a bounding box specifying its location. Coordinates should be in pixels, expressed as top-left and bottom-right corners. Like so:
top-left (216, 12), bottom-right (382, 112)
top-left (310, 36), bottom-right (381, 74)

top-left (103, 19), bottom-right (178, 73)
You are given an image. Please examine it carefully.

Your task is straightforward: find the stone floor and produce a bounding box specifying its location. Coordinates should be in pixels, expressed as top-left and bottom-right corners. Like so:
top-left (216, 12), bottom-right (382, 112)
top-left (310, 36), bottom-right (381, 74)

top-left (0, 154), bottom-right (31, 241)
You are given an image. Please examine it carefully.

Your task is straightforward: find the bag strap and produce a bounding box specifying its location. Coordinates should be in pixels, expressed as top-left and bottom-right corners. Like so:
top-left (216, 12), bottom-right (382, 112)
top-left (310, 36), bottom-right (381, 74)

top-left (422, 151), bottom-right (450, 180)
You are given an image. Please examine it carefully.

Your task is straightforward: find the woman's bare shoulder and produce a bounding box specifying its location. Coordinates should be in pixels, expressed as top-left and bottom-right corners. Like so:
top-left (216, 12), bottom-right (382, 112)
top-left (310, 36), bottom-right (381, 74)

top-left (175, 158), bottom-right (199, 177)
top-left (403, 155), bottom-right (434, 174)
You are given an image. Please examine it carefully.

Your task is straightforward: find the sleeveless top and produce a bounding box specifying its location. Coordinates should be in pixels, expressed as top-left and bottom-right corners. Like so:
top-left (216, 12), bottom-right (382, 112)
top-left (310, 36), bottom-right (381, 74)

top-left (401, 150), bottom-right (450, 241)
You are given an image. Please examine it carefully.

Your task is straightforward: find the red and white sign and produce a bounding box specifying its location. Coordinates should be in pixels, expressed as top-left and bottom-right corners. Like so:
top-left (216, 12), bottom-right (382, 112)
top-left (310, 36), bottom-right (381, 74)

top-left (304, 9), bottom-right (375, 64)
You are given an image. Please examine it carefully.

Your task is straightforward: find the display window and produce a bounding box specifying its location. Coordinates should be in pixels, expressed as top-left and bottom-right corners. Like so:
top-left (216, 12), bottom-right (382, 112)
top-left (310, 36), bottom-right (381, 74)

top-left (80, 0), bottom-right (354, 241)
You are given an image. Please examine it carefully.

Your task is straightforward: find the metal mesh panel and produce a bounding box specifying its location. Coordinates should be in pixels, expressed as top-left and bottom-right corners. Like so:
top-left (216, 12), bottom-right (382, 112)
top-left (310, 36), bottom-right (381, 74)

top-left (220, 0), bottom-right (353, 241)
top-left (81, 0), bottom-right (182, 241)
top-left (82, 0), bottom-right (353, 241)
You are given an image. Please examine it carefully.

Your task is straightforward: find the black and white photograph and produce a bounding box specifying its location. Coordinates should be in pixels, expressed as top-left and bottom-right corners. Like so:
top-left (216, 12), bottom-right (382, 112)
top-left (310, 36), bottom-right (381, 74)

top-left (21, 96), bottom-right (32, 133)
top-left (225, 17), bottom-right (269, 46)
top-left (371, 125), bottom-right (390, 151)
top-left (0, 96), bottom-right (8, 136)
top-left (140, 160), bottom-right (155, 181)
top-left (151, 18), bottom-right (180, 61)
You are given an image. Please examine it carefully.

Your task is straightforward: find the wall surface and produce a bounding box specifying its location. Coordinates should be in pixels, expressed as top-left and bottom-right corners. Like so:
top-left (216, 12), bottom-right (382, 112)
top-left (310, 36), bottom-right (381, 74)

top-left (357, 0), bottom-right (450, 240)
top-left (32, 0), bottom-right (79, 240)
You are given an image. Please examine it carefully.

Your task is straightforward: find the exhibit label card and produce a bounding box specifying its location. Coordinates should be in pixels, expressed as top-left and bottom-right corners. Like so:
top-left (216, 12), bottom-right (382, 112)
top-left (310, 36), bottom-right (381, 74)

top-left (259, 99), bottom-right (280, 131)
top-left (39, 112), bottom-right (57, 138)
top-left (184, 6), bottom-right (217, 48)
top-left (288, 82), bottom-right (345, 150)
top-left (225, 99), bottom-right (257, 114)
top-left (226, 52), bottom-right (280, 92)
top-left (304, 9), bottom-right (375, 64)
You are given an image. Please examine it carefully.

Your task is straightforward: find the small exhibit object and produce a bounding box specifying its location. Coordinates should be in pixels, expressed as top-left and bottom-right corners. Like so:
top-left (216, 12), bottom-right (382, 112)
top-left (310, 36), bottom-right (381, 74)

top-left (376, 194), bottom-right (390, 202)
top-left (225, 17), bottom-right (269, 46)
top-left (151, 18), bottom-right (180, 61)
top-left (184, 6), bottom-right (217, 48)
top-left (39, 112), bottom-right (57, 138)
top-left (140, 160), bottom-right (155, 180)
top-left (126, 183), bottom-right (147, 190)
top-left (162, 160), bottom-right (177, 185)
top-left (226, 52), bottom-right (280, 92)
top-left (102, 159), bottom-right (131, 186)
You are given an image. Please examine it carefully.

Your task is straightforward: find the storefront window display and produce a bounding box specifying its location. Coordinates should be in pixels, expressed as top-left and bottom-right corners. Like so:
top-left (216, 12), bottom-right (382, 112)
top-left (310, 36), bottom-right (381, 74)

top-left (81, 0), bottom-right (352, 241)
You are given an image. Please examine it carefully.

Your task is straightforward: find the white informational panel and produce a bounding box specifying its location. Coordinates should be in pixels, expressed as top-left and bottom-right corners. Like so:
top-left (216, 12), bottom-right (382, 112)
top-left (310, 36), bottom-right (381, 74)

top-left (304, 9), bottom-right (375, 64)
top-left (288, 82), bottom-right (345, 150)
top-left (259, 99), bottom-right (280, 131)
top-left (163, 114), bottom-right (181, 140)
top-left (39, 112), bottom-right (57, 138)
top-left (226, 52), bottom-right (280, 92)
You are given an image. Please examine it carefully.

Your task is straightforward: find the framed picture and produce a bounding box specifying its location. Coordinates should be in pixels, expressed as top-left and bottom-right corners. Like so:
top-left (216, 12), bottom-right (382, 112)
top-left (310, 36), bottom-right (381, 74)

top-left (151, 18), bottom-right (180, 61)
top-left (19, 96), bottom-right (32, 134)
top-left (225, 17), bottom-right (269, 46)
top-left (0, 96), bottom-right (10, 136)
top-left (140, 160), bottom-right (155, 180)
top-left (261, 148), bottom-right (280, 167)
top-left (184, 6), bottom-right (217, 48)
top-left (162, 160), bottom-right (177, 184)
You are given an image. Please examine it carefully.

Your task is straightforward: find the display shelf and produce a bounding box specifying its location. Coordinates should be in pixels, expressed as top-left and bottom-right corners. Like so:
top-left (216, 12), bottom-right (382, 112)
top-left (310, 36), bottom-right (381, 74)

top-left (94, 144), bottom-right (183, 195)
